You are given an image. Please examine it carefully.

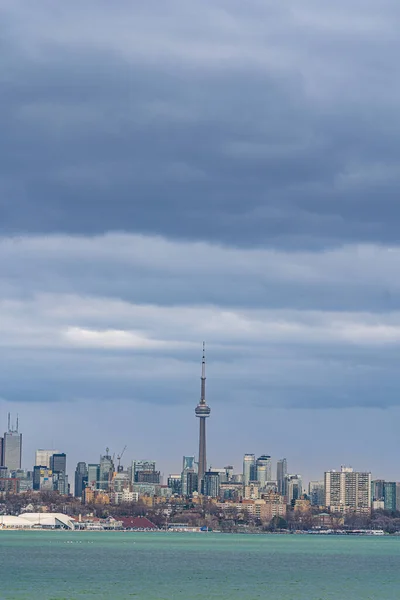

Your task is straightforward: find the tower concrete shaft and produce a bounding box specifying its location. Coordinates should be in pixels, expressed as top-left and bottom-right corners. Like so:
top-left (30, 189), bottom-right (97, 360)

top-left (195, 342), bottom-right (211, 486)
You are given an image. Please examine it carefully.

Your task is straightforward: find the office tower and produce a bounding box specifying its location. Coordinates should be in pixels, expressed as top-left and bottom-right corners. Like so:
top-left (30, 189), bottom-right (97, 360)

top-left (396, 483), bottom-right (400, 511)
top-left (309, 481), bottom-right (325, 506)
top-left (53, 472), bottom-right (68, 495)
top-left (324, 466), bottom-right (371, 513)
top-left (133, 460), bottom-right (156, 480)
top-left (33, 466), bottom-right (53, 491)
top-left (50, 453), bottom-right (66, 474)
top-left (256, 455), bottom-right (271, 489)
top-left (167, 474), bottom-right (182, 495)
top-left (195, 343), bottom-right (211, 485)
top-left (383, 482), bottom-right (396, 511)
top-left (243, 454), bottom-right (256, 486)
top-left (87, 463), bottom-right (100, 489)
top-left (277, 459), bottom-right (287, 496)
top-left (286, 475), bottom-right (303, 505)
top-left (371, 479), bottom-right (385, 501)
top-left (0, 437), bottom-right (3, 466)
top-left (181, 456), bottom-right (196, 496)
top-left (136, 470), bottom-right (160, 484)
top-left (75, 462), bottom-right (88, 498)
top-left (186, 471), bottom-right (199, 496)
top-left (3, 415), bottom-right (22, 471)
top-left (203, 471), bottom-right (220, 498)
top-left (35, 449), bottom-right (59, 468)
top-left (99, 452), bottom-right (114, 490)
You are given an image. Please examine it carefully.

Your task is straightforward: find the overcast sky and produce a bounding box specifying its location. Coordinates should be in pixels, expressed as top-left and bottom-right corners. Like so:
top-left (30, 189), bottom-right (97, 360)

top-left (1, 0), bottom-right (400, 484)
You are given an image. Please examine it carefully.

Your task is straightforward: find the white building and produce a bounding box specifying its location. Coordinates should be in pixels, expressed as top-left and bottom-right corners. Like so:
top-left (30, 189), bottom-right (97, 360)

top-left (35, 449), bottom-right (59, 468)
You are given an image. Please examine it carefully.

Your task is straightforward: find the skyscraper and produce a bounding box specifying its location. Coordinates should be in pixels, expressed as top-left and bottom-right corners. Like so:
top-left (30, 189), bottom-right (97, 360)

top-left (75, 462), bottom-right (88, 498)
top-left (277, 459), bottom-right (287, 496)
top-left (256, 455), bottom-right (271, 488)
top-left (243, 454), bottom-right (256, 486)
top-left (195, 343), bottom-right (211, 486)
top-left (99, 451), bottom-right (114, 490)
top-left (181, 456), bottom-right (196, 496)
top-left (87, 463), bottom-right (100, 489)
top-left (3, 415), bottom-right (22, 472)
top-left (50, 453), bottom-right (66, 474)
top-left (35, 449), bottom-right (59, 468)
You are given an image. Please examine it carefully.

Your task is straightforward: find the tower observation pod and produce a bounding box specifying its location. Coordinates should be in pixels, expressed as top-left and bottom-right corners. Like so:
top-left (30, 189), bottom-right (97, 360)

top-left (195, 342), bottom-right (211, 486)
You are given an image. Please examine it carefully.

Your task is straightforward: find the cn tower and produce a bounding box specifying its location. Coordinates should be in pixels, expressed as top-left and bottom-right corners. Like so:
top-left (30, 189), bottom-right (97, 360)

top-left (195, 342), bottom-right (211, 485)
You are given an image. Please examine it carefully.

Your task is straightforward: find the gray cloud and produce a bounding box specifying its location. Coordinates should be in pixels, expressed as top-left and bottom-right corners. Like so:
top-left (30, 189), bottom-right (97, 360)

top-left (1, 1), bottom-right (400, 248)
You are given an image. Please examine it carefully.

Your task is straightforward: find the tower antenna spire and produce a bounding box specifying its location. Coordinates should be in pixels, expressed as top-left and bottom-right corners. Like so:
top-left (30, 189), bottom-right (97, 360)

top-left (200, 341), bottom-right (206, 404)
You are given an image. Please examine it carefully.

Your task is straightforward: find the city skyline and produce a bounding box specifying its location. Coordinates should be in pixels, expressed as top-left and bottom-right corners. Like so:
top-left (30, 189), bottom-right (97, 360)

top-left (2, 1), bottom-right (400, 482)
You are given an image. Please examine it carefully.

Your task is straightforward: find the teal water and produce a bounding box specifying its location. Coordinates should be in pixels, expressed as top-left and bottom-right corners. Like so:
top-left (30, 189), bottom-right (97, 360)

top-left (0, 531), bottom-right (400, 599)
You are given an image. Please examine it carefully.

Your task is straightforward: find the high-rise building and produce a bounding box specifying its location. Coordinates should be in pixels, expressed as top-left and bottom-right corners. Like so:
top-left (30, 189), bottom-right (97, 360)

top-left (35, 449), bottom-right (59, 469)
top-left (195, 343), bottom-right (211, 486)
top-left (50, 453), bottom-right (66, 474)
top-left (167, 474), bottom-right (182, 495)
top-left (75, 462), bottom-right (88, 498)
top-left (396, 483), bottom-right (400, 511)
top-left (136, 470), bottom-right (160, 484)
top-left (133, 460), bottom-right (156, 481)
top-left (276, 459), bottom-right (287, 496)
top-left (87, 463), bottom-right (100, 489)
top-left (3, 427), bottom-right (22, 472)
top-left (256, 456), bottom-right (271, 489)
top-left (371, 479), bottom-right (385, 501)
top-left (243, 454), bottom-right (256, 487)
top-left (181, 456), bottom-right (196, 496)
top-left (286, 475), bottom-right (303, 505)
top-left (309, 481), bottom-right (325, 506)
top-left (324, 467), bottom-right (371, 513)
top-left (186, 471), bottom-right (199, 496)
top-left (384, 482), bottom-right (396, 512)
top-left (203, 471), bottom-right (220, 498)
top-left (99, 452), bottom-right (114, 490)
top-left (0, 437), bottom-right (3, 466)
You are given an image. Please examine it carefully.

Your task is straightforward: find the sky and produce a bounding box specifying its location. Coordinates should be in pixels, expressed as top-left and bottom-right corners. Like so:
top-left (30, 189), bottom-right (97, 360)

top-left (1, 0), bottom-right (400, 484)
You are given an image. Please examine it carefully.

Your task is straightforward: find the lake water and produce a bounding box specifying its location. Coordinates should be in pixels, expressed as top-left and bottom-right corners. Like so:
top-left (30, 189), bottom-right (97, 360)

top-left (1, 531), bottom-right (400, 599)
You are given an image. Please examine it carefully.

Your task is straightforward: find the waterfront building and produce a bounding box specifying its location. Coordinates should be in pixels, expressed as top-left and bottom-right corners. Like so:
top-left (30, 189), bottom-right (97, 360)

top-left (324, 466), bottom-right (371, 513)
top-left (396, 482), bottom-right (400, 511)
top-left (74, 462), bottom-right (88, 498)
top-left (35, 449), bottom-right (59, 469)
top-left (308, 481), bottom-right (325, 506)
top-left (276, 459), bottom-right (287, 496)
top-left (195, 343), bottom-right (211, 486)
top-left (243, 454), bottom-right (256, 487)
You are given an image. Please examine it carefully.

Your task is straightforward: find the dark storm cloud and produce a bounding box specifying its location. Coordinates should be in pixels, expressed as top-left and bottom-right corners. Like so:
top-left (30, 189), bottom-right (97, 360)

top-left (1, 0), bottom-right (400, 248)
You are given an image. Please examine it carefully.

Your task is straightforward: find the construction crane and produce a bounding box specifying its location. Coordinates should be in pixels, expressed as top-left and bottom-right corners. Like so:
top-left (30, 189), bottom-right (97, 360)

top-left (117, 445), bottom-right (127, 472)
